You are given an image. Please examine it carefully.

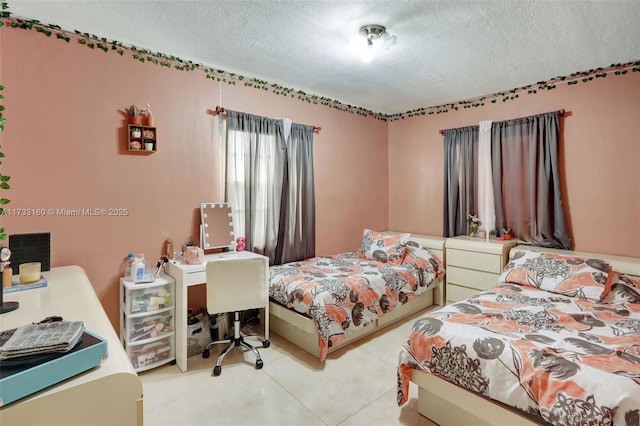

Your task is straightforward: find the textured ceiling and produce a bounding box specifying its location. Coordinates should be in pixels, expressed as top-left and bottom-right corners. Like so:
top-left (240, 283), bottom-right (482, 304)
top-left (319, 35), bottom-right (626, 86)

top-left (7, 0), bottom-right (640, 115)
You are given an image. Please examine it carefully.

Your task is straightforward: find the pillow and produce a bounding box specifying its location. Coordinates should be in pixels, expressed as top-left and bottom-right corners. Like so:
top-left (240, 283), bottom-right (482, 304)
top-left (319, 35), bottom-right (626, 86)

top-left (600, 272), bottom-right (640, 304)
top-left (360, 230), bottom-right (410, 265)
top-left (498, 250), bottom-right (611, 301)
top-left (404, 240), bottom-right (445, 279)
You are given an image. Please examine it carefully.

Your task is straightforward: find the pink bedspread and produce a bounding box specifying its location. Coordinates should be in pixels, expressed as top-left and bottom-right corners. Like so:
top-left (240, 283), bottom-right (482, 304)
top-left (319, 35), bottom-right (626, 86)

top-left (270, 249), bottom-right (444, 360)
top-left (398, 283), bottom-right (640, 425)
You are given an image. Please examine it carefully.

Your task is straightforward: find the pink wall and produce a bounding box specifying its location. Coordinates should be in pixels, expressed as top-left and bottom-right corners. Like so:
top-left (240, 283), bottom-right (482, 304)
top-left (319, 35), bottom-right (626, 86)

top-left (389, 73), bottom-right (640, 257)
top-left (0, 27), bottom-right (388, 327)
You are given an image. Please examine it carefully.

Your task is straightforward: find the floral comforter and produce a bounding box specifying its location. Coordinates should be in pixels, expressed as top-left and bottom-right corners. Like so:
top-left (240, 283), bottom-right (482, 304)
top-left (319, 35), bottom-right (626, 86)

top-left (270, 248), bottom-right (444, 360)
top-left (397, 283), bottom-right (640, 425)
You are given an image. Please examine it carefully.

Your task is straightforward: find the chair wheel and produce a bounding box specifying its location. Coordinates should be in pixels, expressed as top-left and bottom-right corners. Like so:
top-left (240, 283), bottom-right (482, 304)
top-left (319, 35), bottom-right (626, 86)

top-left (202, 349), bottom-right (210, 359)
top-left (262, 340), bottom-right (270, 348)
top-left (213, 365), bottom-right (222, 376)
top-left (256, 359), bottom-right (263, 369)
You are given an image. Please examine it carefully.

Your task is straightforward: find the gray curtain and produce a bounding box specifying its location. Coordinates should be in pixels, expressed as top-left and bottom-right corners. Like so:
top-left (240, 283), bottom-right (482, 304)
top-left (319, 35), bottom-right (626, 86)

top-left (443, 126), bottom-right (479, 237)
top-left (225, 110), bottom-right (315, 265)
top-left (491, 111), bottom-right (571, 249)
top-left (278, 123), bottom-right (316, 264)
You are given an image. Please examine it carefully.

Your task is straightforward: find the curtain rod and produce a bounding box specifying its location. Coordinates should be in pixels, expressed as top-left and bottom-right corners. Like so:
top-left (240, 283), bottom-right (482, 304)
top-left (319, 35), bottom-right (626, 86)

top-left (214, 106), bottom-right (321, 134)
top-left (438, 109), bottom-right (566, 135)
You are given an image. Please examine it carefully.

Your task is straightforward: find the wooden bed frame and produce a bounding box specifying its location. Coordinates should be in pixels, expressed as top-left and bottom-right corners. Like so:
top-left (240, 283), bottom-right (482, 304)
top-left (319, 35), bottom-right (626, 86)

top-left (268, 232), bottom-right (446, 359)
top-left (410, 245), bottom-right (640, 426)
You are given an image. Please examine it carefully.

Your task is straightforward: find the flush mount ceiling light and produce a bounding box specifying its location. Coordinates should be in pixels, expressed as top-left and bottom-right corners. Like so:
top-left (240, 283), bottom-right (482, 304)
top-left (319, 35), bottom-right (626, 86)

top-left (357, 24), bottom-right (397, 63)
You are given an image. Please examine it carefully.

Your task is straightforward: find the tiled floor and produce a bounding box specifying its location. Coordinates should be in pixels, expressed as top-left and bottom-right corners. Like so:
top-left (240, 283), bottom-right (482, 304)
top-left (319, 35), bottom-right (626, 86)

top-left (140, 308), bottom-right (438, 426)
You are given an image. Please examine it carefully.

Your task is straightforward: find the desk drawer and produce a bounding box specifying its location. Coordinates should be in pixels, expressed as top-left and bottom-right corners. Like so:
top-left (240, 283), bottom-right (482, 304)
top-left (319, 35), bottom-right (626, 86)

top-left (447, 267), bottom-right (500, 291)
top-left (446, 284), bottom-right (480, 303)
top-left (185, 271), bottom-right (206, 286)
top-left (447, 249), bottom-right (502, 273)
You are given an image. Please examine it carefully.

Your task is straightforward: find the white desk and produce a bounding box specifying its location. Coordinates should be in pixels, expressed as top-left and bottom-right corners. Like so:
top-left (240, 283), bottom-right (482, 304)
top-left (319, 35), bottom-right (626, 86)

top-left (0, 266), bottom-right (143, 426)
top-left (165, 251), bottom-right (269, 372)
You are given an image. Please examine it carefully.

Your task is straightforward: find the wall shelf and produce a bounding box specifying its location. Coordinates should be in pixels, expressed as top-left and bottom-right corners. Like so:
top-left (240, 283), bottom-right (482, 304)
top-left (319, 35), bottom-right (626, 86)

top-left (128, 124), bottom-right (157, 153)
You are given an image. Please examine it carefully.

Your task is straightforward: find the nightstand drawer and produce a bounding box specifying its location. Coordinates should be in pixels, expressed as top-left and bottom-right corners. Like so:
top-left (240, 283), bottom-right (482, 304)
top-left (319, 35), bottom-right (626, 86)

top-left (447, 284), bottom-right (481, 303)
top-left (185, 270), bottom-right (206, 286)
top-left (447, 249), bottom-right (502, 273)
top-left (447, 266), bottom-right (500, 291)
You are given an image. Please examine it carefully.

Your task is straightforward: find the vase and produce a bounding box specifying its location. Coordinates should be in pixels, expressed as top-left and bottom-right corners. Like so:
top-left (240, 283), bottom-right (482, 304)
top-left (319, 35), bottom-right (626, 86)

top-left (469, 225), bottom-right (478, 237)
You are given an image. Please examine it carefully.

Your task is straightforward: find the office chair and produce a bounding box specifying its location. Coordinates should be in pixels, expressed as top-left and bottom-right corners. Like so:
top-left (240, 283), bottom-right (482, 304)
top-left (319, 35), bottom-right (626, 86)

top-left (202, 256), bottom-right (270, 376)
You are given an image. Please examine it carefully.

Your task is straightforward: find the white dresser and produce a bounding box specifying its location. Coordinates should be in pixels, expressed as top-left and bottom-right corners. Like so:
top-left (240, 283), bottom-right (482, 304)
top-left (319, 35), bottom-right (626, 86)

top-left (445, 236), bottom-right (517, 303)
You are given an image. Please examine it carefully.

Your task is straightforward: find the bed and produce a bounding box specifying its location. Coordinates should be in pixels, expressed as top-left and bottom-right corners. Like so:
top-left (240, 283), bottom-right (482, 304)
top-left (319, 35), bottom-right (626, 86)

top-left (398, 246), bottom-right (640, 426)
top-left (268, 230), bottom-right (446, 360)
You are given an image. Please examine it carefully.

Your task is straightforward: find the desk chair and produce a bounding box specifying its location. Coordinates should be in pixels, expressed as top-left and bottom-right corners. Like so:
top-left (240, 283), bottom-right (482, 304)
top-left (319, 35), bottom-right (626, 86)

top-left (202, 256), bottom-right (270, 376)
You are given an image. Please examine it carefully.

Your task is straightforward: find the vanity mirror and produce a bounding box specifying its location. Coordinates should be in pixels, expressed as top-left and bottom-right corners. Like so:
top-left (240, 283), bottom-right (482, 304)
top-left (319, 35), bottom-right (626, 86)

top-left (200, 203), bottom-right (235, 251)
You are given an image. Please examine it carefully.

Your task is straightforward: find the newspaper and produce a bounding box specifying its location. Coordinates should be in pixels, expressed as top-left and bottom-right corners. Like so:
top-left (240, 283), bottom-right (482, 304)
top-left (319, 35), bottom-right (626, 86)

top-left (0, 321), bottom-right (85, 360)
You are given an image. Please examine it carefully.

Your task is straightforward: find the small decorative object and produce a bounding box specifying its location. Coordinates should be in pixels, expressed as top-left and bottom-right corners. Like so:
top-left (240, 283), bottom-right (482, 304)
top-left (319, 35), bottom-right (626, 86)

top-left (131, 127), bottom-right (142, 138)
top-left (466, 213), bottom-right (480, 237)
top-left (184, 244), bottom-right (204, 265)
top-left (129, 141), bottom-right (142, 150)
top-left (236, 237), bottom-right (246, 252)
top-left (478, 229), bottom-right (486, 238)
top-left (489, 229), bottom-right (498, 239)
top-left (502, 226), bottom-right (513, 240)
top-left (125, 105), bottom-right (142, 125)
top-left (144, 102), bottom-right (154, 126)
top-left (144, 139), bottom-right (154, 151)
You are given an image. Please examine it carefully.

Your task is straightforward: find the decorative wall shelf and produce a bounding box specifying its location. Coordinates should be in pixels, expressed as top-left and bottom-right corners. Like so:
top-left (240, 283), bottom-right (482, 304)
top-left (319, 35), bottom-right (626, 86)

top-left (128, 124), bottom-right (156, 153)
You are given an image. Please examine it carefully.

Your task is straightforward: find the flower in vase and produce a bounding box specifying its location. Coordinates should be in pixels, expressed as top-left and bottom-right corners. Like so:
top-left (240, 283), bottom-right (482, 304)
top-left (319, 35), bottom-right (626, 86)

top-left (466, 213), bottom-right (481, 236)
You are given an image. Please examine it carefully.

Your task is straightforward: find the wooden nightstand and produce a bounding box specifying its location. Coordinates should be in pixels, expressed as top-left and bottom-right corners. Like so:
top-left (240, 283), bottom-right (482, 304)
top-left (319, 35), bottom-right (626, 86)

top-left (444, 236), bottom-right (517, 303)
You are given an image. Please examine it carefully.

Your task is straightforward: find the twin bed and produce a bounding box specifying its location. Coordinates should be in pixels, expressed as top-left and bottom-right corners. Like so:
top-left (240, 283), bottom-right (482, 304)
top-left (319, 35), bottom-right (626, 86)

top-left (398, 246), bottom-right (640, 426)
top-left (267, 230), bottom-right (446, 360)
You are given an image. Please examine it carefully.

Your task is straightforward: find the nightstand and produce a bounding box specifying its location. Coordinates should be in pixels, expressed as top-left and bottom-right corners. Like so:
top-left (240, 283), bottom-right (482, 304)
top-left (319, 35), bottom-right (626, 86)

top-left (445, 236), bottom-right (517, 303)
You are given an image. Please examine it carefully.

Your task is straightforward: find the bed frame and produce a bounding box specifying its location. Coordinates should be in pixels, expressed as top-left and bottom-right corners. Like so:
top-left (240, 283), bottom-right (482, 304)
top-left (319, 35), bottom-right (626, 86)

top-left (268, 232), bottom-right (446, 359)
top-left (410, 245), bottom-right (640, 426)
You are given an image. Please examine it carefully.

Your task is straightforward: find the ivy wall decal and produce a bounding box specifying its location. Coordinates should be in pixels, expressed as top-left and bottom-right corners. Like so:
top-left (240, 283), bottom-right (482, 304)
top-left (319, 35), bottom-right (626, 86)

top-left (1, 1), bottom-right (639, 122)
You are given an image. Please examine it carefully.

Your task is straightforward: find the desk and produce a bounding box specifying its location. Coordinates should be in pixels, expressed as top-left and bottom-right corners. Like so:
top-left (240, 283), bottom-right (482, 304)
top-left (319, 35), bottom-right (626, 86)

top-left (0, 266), bottom-right (143, 426)
top-left (165, 251), bottom-right (269, 372)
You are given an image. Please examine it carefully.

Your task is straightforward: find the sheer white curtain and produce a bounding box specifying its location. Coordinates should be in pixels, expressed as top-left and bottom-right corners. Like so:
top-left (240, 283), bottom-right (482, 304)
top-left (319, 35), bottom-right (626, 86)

top-left (477, 120), bottom-right (495, 236)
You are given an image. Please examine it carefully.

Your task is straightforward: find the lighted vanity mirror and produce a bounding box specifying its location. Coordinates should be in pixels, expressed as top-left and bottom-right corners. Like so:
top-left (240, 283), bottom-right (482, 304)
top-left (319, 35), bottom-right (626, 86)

top-left (200, 202), bottom-right (235, 250)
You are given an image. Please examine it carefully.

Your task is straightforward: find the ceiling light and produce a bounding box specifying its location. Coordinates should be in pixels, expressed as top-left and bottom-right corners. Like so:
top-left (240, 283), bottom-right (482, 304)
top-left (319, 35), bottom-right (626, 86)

top-left (356, 24), bottom-right (397, 63)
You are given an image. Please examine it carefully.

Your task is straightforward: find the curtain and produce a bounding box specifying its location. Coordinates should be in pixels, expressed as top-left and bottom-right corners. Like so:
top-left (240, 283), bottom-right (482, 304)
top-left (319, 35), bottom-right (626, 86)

top-left (477, 120), bottom-right (495, 236)
top-left (225, 110), bottom-right (315, 265)
top-left (443, 125), bottom-right (479, 237)
top-left (491, 111), bottom-right (571, 249)
top-left (278, 123), bottom-right (315, 264)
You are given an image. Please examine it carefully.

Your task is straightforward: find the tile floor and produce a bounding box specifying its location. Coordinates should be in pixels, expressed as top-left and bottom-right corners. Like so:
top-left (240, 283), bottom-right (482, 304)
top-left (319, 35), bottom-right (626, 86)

top-left (140, 308), bottom-right (438, 426)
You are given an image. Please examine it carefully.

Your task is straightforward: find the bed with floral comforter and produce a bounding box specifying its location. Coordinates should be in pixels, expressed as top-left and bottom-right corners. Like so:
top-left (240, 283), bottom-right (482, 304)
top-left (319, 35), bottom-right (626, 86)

top-left (398, 249), bottom-right (640, 426)
top-left (270, 233), bottom-right (444, 361)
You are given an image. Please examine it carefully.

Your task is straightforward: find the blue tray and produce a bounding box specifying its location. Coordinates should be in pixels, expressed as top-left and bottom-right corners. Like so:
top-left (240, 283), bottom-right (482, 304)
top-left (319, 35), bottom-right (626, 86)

top-left (0, 329), bottom-right (108, 407)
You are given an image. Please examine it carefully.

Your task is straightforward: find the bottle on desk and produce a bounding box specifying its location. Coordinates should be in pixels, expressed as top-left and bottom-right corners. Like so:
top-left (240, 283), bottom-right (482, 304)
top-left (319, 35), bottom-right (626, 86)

top-left (130, 256), bottom-right (145, 282)
top-left (3, 264), bottom-right (12, 287)
top-left (124, 253), bottom-right (134, 278)
top-left (166, 239), bottom-right (173, 260)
